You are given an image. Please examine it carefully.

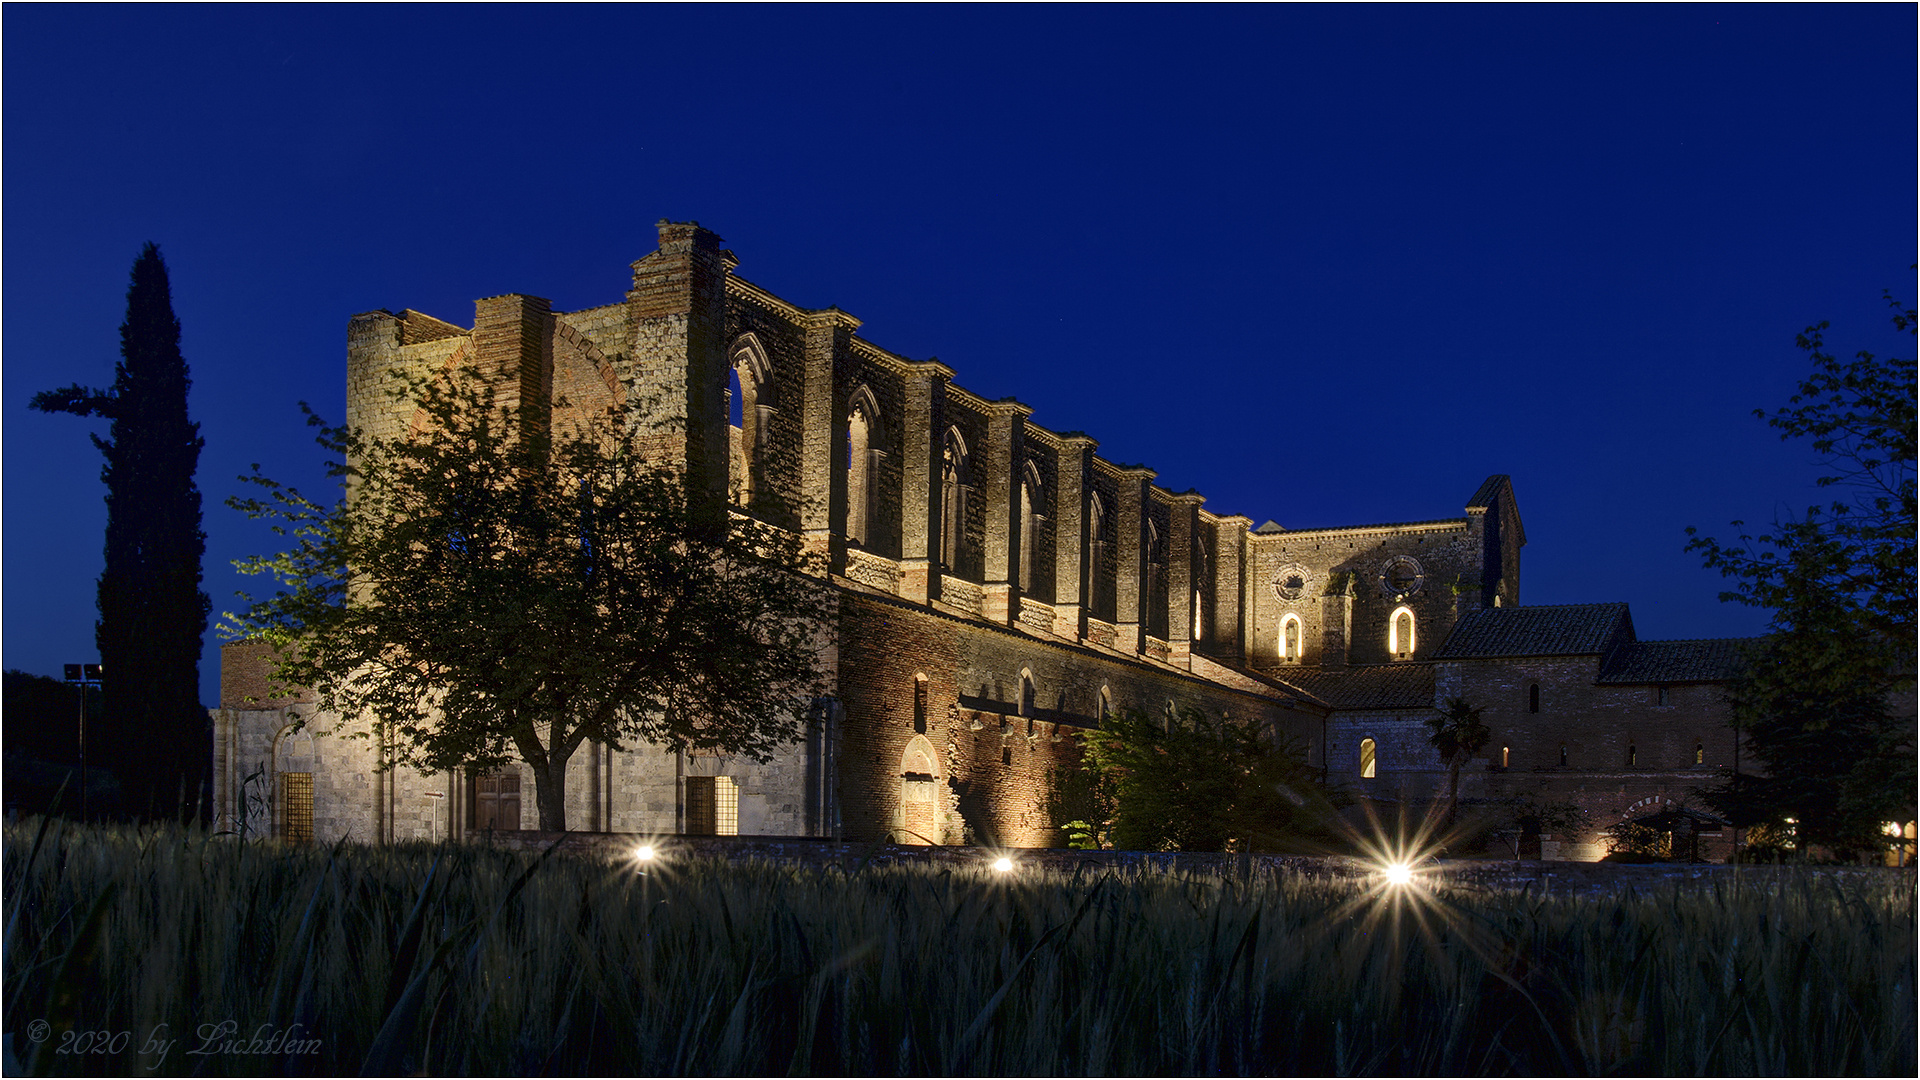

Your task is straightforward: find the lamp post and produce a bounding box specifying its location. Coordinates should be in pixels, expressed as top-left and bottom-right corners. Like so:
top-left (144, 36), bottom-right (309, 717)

top-left (61, 663), bottom-right (103, 822)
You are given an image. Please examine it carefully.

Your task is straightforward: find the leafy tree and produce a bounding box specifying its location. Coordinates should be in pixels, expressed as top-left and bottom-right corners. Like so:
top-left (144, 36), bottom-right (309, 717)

top-left (1076, 706), bottom-right (1335, 852)
top-left (1687, 292), bottom-right (1916, 856)
top-left (31, 244), bottom-right (209, 818)
top-left (1424, 696), bottom-right (1490, 828)
top-left (224, 371), bottom-right (833, 832)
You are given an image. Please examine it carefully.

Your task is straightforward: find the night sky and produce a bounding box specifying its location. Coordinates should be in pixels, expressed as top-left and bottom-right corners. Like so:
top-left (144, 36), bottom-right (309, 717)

top-left (5, 6), bottom-right (1913, 709)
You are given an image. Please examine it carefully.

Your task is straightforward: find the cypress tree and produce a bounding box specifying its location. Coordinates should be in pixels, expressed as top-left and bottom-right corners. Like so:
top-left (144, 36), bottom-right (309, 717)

top-left (32, 243), bottom-right (209, 818)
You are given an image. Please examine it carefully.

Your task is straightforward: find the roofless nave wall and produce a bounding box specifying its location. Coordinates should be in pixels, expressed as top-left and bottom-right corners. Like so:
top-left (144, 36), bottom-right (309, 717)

top-left (344, 220), bottom-right (1522, 679)
top-left (220, 220), bottom-right (1745, 858)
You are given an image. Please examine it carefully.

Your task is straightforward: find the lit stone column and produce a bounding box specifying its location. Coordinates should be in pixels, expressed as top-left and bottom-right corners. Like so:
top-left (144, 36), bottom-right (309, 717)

top-left (801, 307), bottom-right (862, 574)
top-left (627, 221), bottom-right (729, 509)
top-left (1050, 434), bottom-right (1096, 639)
top-left (978, 399), bottom-right (1031, 626)
top-left (1166, 491), bottom-right (1204, 669)
top-left (1112, 466), bottom-right (1155, 654)
top-left (1211, 515), bottom-right (1252, 663)
top-left (896, 361), bottom-right (951, 604)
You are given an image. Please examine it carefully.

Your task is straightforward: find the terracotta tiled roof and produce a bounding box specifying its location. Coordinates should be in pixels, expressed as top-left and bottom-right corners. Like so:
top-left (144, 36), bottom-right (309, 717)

top-left (1274, 664), bottom-right (1435, 710)
top-left (1435, 603), bottom-right (1632, 659)
top-left (1598, 638), bottom-right (1752, 684)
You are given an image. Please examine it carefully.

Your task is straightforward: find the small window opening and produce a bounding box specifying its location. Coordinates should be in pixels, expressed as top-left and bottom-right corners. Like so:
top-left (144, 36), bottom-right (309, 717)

top-left (1359, 737), bottom-right (1377, 779)
top-left (1501, 746), bottom-right (1510, 769)
top-left (913, 675), bottom-right (928, 735)
top-left (1389, 607), bottom-right (1416, 659)
top-left (1694, 742), bottom-right (1704, 765)
top-left (1657, 685), bottom-right (1671, 706)
top-left (1559, 745), bottom-right (1568, 767)
top-left (1627, 743), bottom-right (1637, 768)
top-left (685, 775), bottom-right (739, 836)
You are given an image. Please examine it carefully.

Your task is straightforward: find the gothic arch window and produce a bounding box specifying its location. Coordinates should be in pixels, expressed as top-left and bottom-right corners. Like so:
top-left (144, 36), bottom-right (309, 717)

top-left (1501, 746), bottom-right (1511, 769)
top-left (847, 386), bottom-right (883, 547)
top-left (1360, 737), bottom-right (1377, 779)
top-left (1559, 745), bottom-right (1568, 767)
top-left (1146, 519), bottom-right (1168, 639)
top-left (913, 673), bottom-right (929, 735)
top-left (1098, 685), bottom-right (1112, 724)
top-left (1279, 613), bottom-right (1304, 662)
top-left (940, 427), bottom-right (971, 573)
top-left (1020, 670), bottom-right (1038, 735)
top-left (1389, 606), bottom-right (1416, 659)
top-left (1627, 743), bottom-right (1638, 768)
top-left (1694, 741), bottom-right (1704, 765)
top-left (729, 334), bottom-right (774, 507)
top-left (1192, 590), bottom-right (1205, 644)
top-left (1018, 461), bottom-right (1046, 596)
top-left (1528, 684), bottom-right (1540, 713)
top-left (1088, 494), bottom-right (1109, 617)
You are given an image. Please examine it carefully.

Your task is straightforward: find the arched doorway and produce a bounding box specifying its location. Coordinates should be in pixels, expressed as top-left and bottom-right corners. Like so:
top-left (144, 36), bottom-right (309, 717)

top-left (898, 735), bottom-right (943, 845)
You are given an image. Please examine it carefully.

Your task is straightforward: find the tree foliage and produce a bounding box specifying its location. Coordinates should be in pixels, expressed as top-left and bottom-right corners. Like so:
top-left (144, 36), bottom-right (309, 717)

top-left (1687, 292), bottom-right (1917, 855)
top-left (1074, 706), bottom-right (1336, 852)
top-left (30, 243), bottom-right (209, 818)
top-left (223, 371), bottom-right (833, 832)
top-left (1424, 696), bottom-right (1490, 826)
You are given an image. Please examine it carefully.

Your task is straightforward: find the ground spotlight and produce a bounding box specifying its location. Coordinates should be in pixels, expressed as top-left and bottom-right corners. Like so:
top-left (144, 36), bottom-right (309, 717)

top-left (992, 857), bottom-right (1014, 873)
top-left (1382, 861), bottom-right (1414, 887)
top-left (635, 845), bottom-right (656, 863)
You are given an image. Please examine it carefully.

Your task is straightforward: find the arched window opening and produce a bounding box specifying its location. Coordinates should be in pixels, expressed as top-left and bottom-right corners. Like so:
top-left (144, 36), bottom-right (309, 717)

top-left (1528, 684), bottom-right (1540, 713)
top-left (1088, 494), bottom-right (1109, 617)
top-left (1389, 606), bottom-right (1416, 659)
top-left (1501, 746), bottom-right (1511, 769)
top-left (940, 428), bottom-right (971, 574)
top-left (1559, 745), bottom-right (1568, 767)
top-left (1280, 614), bottom-right (1303, 662)
top-left (729, 334), bottom-right (773, 508)
top-left (1192, 590), bottom-right (1205, 643)
top-left (1020, 672), bottom-right (1037, 735)
top-left (1657, 685), bottom-right (1671, 706)
top-left (1694, 742), bottom-right (1704, 765)
top-left (846, 387), bottom-right (882, 548)
top-left (1164, 699), bottom-right (1177, 731)
top-left (1098, 686), bottom-right (1112, 724)
top-left (1627, 743), bottom-right (1638, 768)
top-left (1018, 462), bottom-right (1045, 596)
top-left (913, 674), bottom-right (929, 735)
top-left (1359, 737), bottom-right (1377, 779)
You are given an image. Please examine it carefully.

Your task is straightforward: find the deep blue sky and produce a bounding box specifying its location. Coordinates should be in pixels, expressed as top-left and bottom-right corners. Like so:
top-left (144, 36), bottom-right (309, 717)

top-left (5, 6), bottom-right (1914, 707)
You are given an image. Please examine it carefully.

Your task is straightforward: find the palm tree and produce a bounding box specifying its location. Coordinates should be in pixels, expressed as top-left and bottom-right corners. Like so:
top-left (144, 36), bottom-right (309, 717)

top-left (1425, 696), bottom-right (1490, 827)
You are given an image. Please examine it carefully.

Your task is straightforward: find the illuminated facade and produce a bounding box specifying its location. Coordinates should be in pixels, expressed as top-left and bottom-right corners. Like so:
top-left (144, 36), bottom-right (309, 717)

top-left (212, 222), bottom-right (1757, 859)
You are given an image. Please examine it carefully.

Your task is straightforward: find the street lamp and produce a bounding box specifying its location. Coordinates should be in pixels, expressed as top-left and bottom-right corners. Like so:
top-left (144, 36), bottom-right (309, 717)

top-left (61, 663), bottom-right (102, 822)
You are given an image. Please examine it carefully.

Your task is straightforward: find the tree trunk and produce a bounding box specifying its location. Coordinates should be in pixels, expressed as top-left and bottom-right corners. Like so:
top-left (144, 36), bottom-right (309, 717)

top-left (533, 747), bottom-right (573, 832)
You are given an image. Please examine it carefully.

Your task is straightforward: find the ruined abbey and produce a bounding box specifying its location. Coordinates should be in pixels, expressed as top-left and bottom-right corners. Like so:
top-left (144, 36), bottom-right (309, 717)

top-left (215, 222), bottom-right (1751, 860)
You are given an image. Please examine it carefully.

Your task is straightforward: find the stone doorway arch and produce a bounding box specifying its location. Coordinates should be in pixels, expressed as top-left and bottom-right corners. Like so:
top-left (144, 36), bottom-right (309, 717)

top-left (897, 735), bottom-right (944, 845)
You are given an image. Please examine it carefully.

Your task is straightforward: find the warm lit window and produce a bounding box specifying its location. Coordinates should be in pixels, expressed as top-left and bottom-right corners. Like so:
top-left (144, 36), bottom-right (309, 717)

top-left (685, 776), bottom-right (739, 836)
top-left (1694, 742), bottom-right (1704, 765)
top-left (1280, 613), bottom-right (1303, 662)
top-left (1389, 606), bottom-right (1416, 659)
top-left (1501, 746), bottom-right (1510, 769)
top-left (1360, 737), bottom-right (1377, 779)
